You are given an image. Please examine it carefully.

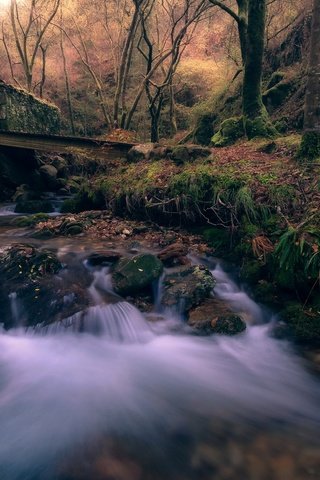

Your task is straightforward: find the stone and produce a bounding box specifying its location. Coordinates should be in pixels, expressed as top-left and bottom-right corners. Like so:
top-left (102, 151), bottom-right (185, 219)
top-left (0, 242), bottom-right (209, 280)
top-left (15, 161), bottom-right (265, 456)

top-left (127, 143), bottom-right (155, 162)
top-left (186, 145), bottom-right (212, 159)
top-left (112, 254), bottom-right (163, 296)
top-left (170, 146), bottom-right (190, 165)
top-left (14, 199), bottom-right (54, 213)
top-left (161, 265), bottom-right (215, 313)
top-left (39, 164), bottom-right (59, 189)
top-left (158, 242), bottom-right (189, 266)
top-left (51, 156), bottom-right (68, 176)
top-left (188, 298), bottom-right (246, 335)
top-left (0, 80), bottom-right (60, 134)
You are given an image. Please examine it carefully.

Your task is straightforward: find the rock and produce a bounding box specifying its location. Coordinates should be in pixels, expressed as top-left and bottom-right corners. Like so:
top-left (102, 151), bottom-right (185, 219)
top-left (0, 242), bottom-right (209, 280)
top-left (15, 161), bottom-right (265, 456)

top-left (170, 146), bottom-right (190, 165)
top-left (39, 164), bottom-right (59, 189)
top-left (186, 145), bottom-right (212, 159)
top-left (87, 251), bottom-right (122, 266)
top-left (158, 242), bottom-right (189, 266)
top-left (0, 244), bottom-right (62, 283)
top-left (149, 146), bottom-right (171, 160)
top-left (127, 143), bottom-right (155, 162)
top-left (162, 265), bottom-right (215, 312)
top-left (112, 254), bottom-right (163, 296)
top-left (0, 244), bottom-right (63, 329)
top-left (14, 199), bottom-right (54, 213)
top-left (51, 156), bottom-right (68, 177)
top-left (10, 213), bottom-right (50, 227)
top-left (188, 298), bottom-right (246, 335)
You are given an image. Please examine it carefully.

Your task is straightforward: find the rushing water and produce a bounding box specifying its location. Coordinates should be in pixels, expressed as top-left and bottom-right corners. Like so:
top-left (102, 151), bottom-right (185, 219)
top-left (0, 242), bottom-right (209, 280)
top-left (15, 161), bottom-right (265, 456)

top-left (0, 232), bottom-right (319, 480)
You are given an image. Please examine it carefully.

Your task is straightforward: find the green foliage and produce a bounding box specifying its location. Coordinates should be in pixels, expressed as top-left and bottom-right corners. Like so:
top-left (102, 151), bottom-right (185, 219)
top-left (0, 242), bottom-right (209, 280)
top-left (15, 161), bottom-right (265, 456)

top-left (202, 227), bottom-right (230, 253)
top-left (275, 226), bottom-right (320, 280)
top-left (61, 184), bottom-right (105, 213)
top-left (281, 303), bottom-right (320, 344)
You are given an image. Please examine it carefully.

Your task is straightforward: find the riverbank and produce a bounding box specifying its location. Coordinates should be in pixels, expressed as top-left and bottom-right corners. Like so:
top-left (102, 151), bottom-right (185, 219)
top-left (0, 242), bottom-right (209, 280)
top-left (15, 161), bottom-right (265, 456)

top-left (24, 133), bottom-right (317, 348)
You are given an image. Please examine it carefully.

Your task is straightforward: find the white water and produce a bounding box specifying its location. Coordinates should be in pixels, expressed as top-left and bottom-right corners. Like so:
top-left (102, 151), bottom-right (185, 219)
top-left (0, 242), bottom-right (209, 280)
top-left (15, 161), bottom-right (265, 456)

top-left (0, 260), bottom-right (320, 480)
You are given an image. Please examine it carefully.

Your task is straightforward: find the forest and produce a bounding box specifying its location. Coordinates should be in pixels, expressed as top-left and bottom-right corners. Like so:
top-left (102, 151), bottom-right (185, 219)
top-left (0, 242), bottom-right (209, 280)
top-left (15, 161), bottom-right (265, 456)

top-left (0, 1), bottom-right (319, 479)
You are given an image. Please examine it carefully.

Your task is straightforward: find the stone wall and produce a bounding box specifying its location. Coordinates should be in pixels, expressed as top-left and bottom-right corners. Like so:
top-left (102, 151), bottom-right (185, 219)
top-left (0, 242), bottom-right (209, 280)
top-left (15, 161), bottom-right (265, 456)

top-left (0, 81), bottom-right (60, 134)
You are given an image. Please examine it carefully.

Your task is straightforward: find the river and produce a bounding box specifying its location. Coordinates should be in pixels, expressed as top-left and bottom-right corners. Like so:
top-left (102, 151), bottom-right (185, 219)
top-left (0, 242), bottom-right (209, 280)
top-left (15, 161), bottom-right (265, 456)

top-left (0, 218), bottom-right (319, 480)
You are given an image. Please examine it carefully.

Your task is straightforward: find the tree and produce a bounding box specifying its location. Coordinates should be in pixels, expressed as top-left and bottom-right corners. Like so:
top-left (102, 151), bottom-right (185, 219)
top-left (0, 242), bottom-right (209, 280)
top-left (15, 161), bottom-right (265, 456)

top-left (8, 0), bottom-right (61, 92)
top-left (299, 0), bottom-right (320, 159)
top-left (209, 0), bottom-right (275, 140)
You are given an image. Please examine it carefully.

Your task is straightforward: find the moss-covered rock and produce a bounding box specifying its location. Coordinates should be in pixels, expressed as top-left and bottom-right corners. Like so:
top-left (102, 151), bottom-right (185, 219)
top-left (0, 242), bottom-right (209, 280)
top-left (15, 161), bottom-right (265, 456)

top-left (170, 146), bottom-right (190, 165)
top-left (11, 213), bottom-right (50, 227)
top-left (162, 265), bottom-right (215, 313)
top-left (263, 80), bottom-right (296, 109)
top-left (244, 115), bottom-right (277, 140)
top-left (112, 254), bottom-right (163, 296)
top-left (211, 117), bottom-right (245, 147)
top-left (188, 298), bottom-right (246, 335)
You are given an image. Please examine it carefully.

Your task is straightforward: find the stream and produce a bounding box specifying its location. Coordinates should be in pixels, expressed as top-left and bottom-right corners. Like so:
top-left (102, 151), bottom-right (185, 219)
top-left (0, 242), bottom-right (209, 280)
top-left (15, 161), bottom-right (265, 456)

top-left (0, 219), bottom-right (319, 480)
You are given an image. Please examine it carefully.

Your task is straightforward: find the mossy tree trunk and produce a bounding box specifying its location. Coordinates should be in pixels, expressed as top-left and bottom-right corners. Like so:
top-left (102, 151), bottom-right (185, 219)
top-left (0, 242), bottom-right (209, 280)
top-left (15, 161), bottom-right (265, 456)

top-left (299, 0), bottom-right (320, 160)
top-left (242, 0), bottom-right (275, 139)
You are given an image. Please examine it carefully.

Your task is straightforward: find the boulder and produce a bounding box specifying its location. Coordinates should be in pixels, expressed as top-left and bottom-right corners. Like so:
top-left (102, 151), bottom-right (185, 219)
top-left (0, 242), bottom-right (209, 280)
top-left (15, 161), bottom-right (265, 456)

top-left (0, 244), bottom-right (93, 329)
top-left (14, 199), bottom-right (54, 213)
top-left (170, 146), bottom-right (190, 165)
top-left (161, 265), bottom-right (215, 312)
top-left (39, 164), bottom-right (59, 189)
top-left (186, 145), bottom-right (212, 159)
top-left (51, 156), bottom-right (68, 177)
top-left (188, 298), bottom-right (246, 335)
top-left (127, 144), bottom-right (156, 162)
top-left (112, 254), bottom-right (163, 296)
top-left (157, 242), bottom-right (189, 267)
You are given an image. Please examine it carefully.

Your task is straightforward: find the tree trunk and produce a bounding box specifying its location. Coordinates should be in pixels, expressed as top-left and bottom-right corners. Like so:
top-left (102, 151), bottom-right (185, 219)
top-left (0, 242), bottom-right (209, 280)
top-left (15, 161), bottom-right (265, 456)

top-left (243, 1), bottom-right (265, 124)
top-left (236, 0), bottom-right (248, 65)
top-left (300, 0), bottom-right (320, 159)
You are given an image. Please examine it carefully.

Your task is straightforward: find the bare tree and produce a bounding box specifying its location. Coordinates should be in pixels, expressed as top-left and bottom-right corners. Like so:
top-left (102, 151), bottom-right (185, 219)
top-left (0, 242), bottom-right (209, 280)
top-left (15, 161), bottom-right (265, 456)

top-left (8, 0), bottom-right (61, 92)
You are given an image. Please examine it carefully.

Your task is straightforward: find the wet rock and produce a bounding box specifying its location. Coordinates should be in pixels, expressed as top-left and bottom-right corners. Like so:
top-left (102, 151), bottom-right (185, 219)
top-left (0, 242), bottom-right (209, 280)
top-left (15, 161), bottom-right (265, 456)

top-left (162, 265), bottom-right (215, 312)
top-left (127, 144), bottom-right (155, 162)
top-left (112, 254), bottom-right (163, 296)
top-left (14, 199), bottom-right (54, 213)
top-left (0, 244), bottom-right (62, 284)
top-left (158, 242), bottom-right (189, 267)
top-left (10, 213), bottom-right (50, 228)
top-left (0, 244), bottom-right (64, 329)
top-left (87, 251), bottom-right (122, 266)
top-left (188, 299), bottom-right (246, 335)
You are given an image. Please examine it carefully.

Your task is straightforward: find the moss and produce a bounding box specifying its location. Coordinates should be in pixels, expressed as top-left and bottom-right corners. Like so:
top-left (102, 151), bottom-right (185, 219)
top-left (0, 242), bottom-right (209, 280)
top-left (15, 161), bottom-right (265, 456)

top-left (240, 259), bottom-right (264, 284)
top-left (281, 303), bottom-right (320, 345)
top-left (266, 71), bottom-right (285, 89)
top-left (298, 131), bottom-right (320, 160)
top-left (211, 117), bottom-right (245, 147)
top-left (263, 80), bottom-right (296, 109)
top-left (11, 213), bottom-right (50, 227)
top-left (202, 227), bottom-right (231, 253)
top-left (15, 200), bottom-right (54, 214)
top-left (170, 146), bottom-right (190, 165)
top-left (244, 115), bottom-right (278, 140)
top-left (192, 113), bottom-right (216, 145)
